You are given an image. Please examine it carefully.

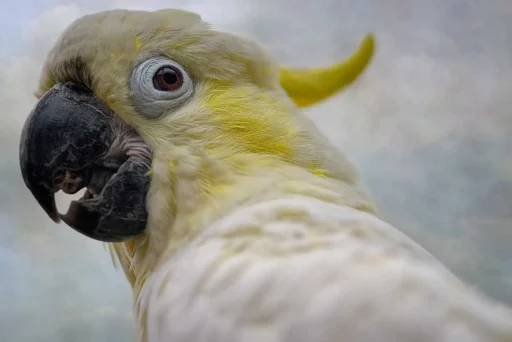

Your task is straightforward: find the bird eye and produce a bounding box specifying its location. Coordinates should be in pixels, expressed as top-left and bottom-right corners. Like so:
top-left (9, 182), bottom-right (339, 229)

top-left (153, 66), bottom-right (183, 91)
top-left (130, 57), bottom-right (194, 119)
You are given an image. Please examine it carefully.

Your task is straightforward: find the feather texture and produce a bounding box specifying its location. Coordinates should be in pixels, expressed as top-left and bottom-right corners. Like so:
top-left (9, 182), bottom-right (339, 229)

top-left (138, 197), bottom-right (512, 342)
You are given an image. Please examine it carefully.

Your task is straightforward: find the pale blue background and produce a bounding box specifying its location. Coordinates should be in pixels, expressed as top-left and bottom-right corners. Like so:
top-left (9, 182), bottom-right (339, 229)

top-left (0, 1), bottom-right (511, 341)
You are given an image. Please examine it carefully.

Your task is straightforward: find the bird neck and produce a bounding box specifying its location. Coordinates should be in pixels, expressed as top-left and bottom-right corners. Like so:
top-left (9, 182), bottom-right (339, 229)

top-left (107, 145), bottom-right (376, 338)
top-left (129, 145), bottom-right (372, 272)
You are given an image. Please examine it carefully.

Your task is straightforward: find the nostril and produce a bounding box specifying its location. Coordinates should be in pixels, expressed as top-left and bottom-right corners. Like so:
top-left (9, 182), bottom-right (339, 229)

top-left (65, 82), bottom-right (92, 94)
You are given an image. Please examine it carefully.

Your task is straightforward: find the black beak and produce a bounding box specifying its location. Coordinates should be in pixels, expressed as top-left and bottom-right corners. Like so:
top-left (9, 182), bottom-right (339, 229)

top-left (19, 82), bottom-right (150, 242)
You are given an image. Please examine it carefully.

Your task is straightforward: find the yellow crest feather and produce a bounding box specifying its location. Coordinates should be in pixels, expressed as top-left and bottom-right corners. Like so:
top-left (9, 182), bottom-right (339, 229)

top-left (279, 33), bottom-right (375, 108)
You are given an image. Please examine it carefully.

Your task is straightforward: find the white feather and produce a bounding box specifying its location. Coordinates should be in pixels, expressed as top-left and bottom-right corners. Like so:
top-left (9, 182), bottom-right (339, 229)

top-left (138, 196), bottom-right (512, 342)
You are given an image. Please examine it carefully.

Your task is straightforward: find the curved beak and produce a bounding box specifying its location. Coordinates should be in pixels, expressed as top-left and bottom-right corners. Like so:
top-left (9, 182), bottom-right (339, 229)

top-left (19, 83), bottom-right (150, 242)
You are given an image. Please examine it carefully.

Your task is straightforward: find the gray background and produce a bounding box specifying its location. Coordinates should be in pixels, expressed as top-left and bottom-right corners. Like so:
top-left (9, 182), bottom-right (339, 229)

top-left (0, 1), bottom-right (511, 341)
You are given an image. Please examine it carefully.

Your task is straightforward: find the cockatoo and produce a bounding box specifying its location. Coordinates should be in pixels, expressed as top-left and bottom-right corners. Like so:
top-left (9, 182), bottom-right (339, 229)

top-left (19, 8), bottom-right (512, 342)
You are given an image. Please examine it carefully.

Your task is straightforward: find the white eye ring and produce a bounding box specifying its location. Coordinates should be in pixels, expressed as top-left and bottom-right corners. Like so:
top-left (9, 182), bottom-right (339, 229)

top-left (130, 57), bottom-right (194, 119)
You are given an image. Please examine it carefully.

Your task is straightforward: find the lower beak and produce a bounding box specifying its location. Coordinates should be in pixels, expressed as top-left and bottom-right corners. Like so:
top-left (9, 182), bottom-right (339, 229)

top-left (19, 82), bottom-right (151, 242)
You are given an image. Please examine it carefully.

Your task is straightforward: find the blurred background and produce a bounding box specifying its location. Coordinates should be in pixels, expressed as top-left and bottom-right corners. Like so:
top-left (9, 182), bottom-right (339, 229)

top-left (0, 0), bottom-right (511, 341)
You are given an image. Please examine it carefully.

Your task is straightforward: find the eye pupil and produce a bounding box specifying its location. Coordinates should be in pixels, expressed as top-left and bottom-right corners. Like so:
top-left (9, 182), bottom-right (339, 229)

top-left (153, 66), bottom-right (183, 91)
top-left (163, 71), bottom-right (178, 84)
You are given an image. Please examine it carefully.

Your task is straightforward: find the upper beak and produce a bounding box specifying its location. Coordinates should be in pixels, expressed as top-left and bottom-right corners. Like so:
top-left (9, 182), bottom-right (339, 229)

top-left (19, 82), bottom-right (150, 242)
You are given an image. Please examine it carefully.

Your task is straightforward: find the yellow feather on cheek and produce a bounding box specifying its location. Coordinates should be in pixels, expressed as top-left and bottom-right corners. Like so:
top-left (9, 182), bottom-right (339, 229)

top-left (203, 84), bottom-right (301, 162)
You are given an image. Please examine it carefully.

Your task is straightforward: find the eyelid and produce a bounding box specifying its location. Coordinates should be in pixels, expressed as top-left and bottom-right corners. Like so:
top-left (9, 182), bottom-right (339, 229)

top-left (130, 57), bottom-right (194, 119)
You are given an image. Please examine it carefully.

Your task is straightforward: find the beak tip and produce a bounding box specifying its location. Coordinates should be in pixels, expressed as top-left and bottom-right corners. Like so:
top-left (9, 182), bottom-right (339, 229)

top-left (34, 189), bottom-right (60, 225)
top-left (50, 212), bottom-right (61, 223)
